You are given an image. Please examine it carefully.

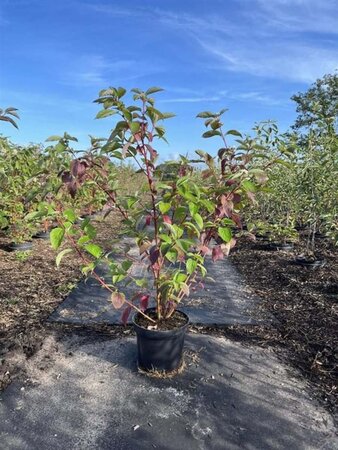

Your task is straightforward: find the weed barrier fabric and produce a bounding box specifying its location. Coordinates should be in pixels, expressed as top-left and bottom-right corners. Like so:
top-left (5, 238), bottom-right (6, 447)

top-left (48, 253), bottom-right (270, 326)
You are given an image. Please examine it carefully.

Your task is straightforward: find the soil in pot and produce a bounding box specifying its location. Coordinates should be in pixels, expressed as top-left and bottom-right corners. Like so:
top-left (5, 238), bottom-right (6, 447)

top-left (133, 308), bottom-right (189, 373)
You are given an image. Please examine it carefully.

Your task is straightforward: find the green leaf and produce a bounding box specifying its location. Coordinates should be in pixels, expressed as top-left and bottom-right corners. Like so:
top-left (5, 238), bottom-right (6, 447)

top-left (218, 227), bottom-right (232, 243)
top-left (161, 112), bottom-right (175, 119)
top-left (45, 135), bottom-right (62, 142)
top-left (183, 222), bottom-right (200, 238)
top-left (202, 130), bottom-right (222, 138)
top-left (189, 203), bottom-right (198, 216)
top-left (241, 180), bottom-right (257, 192)
top-left (64, 208), bottom-right (76, 223)
top-left (175, 272), bottom-right (187, 283)
top-left (159, 234), bottom-right (172, 244)
top-left (201, 199), bottom-right (215, 213)
top-left (96, 109), bottom-right (117, 119)
top-left (176, 239), bottom-right (195, 253)
top-left (145, 87), bottom-right (164, 95)
top-left (226, 129), bottom-right (242, 137)
top-left (135, 278), bottom-right (148, 288)
top-left (25, 211), bottom-right (43, 221)
top-left (83, 222), bottom-right (97, 239)
top-left (50, 227), bottom-right (64, 250)
top-left (63, 132), bottom-right (78, 142)
top-left (158, 201), bottom-right (171, 214)
top-left (84, 243), bottom-right (102, 259)
top-left (165, 249), bottom-right (178, 263)
top-left (112, 274), bottom-right (126, 284)
top-left (122, 260), bottom-right (133, 271)
top-left (186, 258), bottom-right (197, 275)
top-left (82, 262), bottom-right (95, 276)
top-left (196, 111), bottom-right (215, 119)
top-left (198, 263), bottom-right (207, 277)
top-left (116, 87), bottom-right (127, 98)
top-left (173, 206), bottom-right (186, 221)
top-left (77, 235), bottom-right (91, 245)
top-left (129, 122), bottom-right (140, 133)
top-left (193, 213), bottom-right (203, 230)
top-left (56, 248), bottom-right (73, 267)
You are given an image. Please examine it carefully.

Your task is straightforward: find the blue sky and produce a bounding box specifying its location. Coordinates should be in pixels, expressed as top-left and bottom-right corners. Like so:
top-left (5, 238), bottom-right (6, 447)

top-left (1, 0), bottom-right (337, 157)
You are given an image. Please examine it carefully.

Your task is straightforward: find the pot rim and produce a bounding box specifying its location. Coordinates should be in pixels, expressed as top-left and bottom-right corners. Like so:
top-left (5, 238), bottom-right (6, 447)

top-left (9, 241), bottom-right (33, 247)
top-left (133, 307), bottom-right (189, 336)
top-left (294, 257), bottom-right (326, 266)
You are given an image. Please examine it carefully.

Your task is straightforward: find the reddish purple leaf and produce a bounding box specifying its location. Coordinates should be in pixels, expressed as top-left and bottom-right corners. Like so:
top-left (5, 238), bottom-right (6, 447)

top-left (68, 180), bottom-right (78, 198)
top-left (149, 247), bottom-right (160, 265)
top-left (231, 213), bottom-right (242, 228)
top-left (163, 215), bottom-right (172, 224)
top-left (121, 305), bottom-right (132, 325)
top-left (145, 215), bottom-right (152, 226)
top-left (212, 245), bottom-right (224, 262)
top-left (140, 294), bottom-right (149, 311)
top-left (198, 244), bottom-right (210, 255)
top-left (61, 171), bottom-right (72, 183)
top-left (232, 193), bottom-right (241, 204)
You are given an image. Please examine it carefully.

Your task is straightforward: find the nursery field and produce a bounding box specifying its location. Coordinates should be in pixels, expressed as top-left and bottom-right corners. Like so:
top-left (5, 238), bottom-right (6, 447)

top-left (0, 211), bottom-right (337, 414)
top-left (1, 79), bottom-right (337, 437)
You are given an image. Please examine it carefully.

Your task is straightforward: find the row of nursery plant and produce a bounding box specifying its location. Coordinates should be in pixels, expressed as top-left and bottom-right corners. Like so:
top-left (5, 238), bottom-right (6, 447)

top-left (0, 132), bottom-right (141, 243)
top-left (243, 120), bottom-right (338, 252)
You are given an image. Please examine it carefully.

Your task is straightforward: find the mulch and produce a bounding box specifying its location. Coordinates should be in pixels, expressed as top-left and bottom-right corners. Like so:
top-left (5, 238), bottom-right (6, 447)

top-left (228, 236), bottom-right (337, 414)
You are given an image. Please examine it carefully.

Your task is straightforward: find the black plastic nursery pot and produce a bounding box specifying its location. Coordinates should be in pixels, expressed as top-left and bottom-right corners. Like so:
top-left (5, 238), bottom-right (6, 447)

top-left (133, 308), bottom-right (189, 373)
top-left (294, 256), bottom-right (326, 269)
top-left (269, 242), bottom-right (294, 252)
top-left (8, 241), bottom-right (33, 251)
top-left (33, 231), bottom-right (50, 240)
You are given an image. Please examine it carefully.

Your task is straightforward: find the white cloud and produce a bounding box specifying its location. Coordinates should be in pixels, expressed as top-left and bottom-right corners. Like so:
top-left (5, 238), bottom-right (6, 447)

top-left (159, 4), bottom-right (338, 84)
top-left (197, 38), bottom-right (338, 83)
top-left (253, 0), bottom-right (338, 34)
top-left (160, 96), bottom-right (221, 103)
top-left (86, 2), bottom-right (338, 84)
top-left (160, 89), bottom-right (285, 107)
top-left (60, 55), bottom-right (137, 87)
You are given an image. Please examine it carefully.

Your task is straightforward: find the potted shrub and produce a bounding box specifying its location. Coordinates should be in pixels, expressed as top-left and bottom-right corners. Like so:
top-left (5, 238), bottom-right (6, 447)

top-left (253, 222), bottom-right (298, 251)
top-left (48, 87), bottom-right (276, 373)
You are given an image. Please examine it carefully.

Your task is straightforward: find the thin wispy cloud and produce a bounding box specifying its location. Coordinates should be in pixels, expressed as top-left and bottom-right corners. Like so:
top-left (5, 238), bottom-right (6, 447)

top-left (196, 38), bottom-right (338, 84)
top-left (161, 96), bottom-right (221, 103)
top-left (87, 1), bottom-right (338, 84)
top-left (60, 55), bottom-right (136, 87)
top-left (253, 0), bottom-right (338, 35)
top-left (156, 4), bottom-right (338, 84)
top-left (59, 54), bottom-right (165, 87)
top-left (161, 89), bottom-right (286, 107)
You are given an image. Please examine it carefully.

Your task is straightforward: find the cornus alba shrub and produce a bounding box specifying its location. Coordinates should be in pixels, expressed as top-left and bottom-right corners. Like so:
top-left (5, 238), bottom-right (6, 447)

top-left (47, 87), bottom-right (279, 324)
